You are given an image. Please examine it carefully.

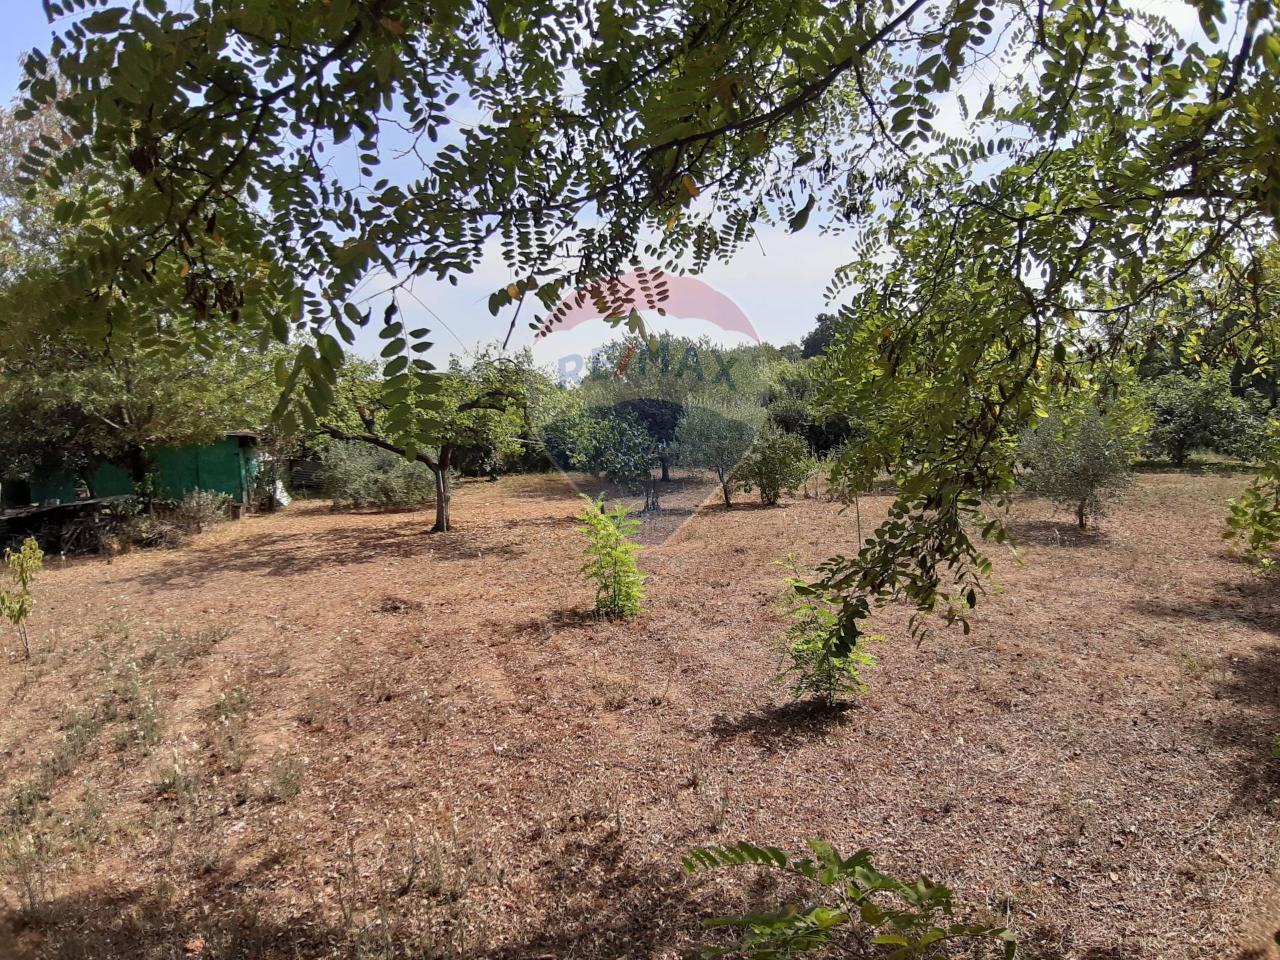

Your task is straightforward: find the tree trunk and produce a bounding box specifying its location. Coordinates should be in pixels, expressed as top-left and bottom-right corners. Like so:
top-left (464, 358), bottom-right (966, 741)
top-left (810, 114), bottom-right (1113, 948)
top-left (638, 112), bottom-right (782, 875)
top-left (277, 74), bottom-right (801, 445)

top-left (659, 456), bottom-right (671, 482)
top-left (1076, 501), bottom-right (1088, 530)
top-left (123, 446), bottom-right (149, 485)
top-left (717, 467), bottom-right (731, 507)
top-left (642, 477), bottom-right (660, 513)
top-left (432, 451), bottom-right (452, 533)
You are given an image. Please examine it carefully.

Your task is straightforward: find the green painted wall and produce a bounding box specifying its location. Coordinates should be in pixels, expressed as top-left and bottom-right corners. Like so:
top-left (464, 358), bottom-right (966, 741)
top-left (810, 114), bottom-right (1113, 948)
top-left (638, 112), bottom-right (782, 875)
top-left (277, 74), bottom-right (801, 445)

top-left (24, 438), bottom-right (256, 505)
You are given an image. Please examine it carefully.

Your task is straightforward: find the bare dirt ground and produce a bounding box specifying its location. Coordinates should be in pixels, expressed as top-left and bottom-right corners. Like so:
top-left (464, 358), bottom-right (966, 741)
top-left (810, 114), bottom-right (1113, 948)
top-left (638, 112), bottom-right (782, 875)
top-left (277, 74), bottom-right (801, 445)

top-left (0, 471), bottom-right (1277, 960)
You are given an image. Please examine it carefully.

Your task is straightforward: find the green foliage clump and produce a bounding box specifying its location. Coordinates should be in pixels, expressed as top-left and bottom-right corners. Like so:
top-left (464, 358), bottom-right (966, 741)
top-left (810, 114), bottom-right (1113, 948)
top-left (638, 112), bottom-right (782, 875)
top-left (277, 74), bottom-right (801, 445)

top-left (682, 840), bottom-right (1017, 959)
top-left (1144, 369), bottom-right (1262, 466)
top-left (320, 442), bottom-right (436, 510)
top-left (764, 360), bottom-right (863, 455)
top-left (1019, 397), bottom-right (1142, 530)
top-left (733, 428), bottom-right (811, 506)
top-left (578, 496), bottom-right (645, 618)
top-left (776, 556), bottom-right (874, 706)
top-left (676, 399), bottom-right (764, 507)
top-left (1226, 421), bottom-right (1280, 570)
top-left (0, 537), bottom-right (43, 659)
top-left (592, 415), bottom-right (658, 495)
top-left (544, 410), bottom-right (658, 505)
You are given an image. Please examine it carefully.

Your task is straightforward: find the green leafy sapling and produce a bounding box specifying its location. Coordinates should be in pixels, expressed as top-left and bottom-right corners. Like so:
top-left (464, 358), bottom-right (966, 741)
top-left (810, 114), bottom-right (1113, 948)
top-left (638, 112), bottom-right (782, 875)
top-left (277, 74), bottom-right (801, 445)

top-left (578, 496), bottom-right (646, 618)
top-left (776, 555), bottom-right (875, 706)
top-left (1, 537), bottom-right (44, 659)
top-left (683, 840), bottom-right (1017, 960)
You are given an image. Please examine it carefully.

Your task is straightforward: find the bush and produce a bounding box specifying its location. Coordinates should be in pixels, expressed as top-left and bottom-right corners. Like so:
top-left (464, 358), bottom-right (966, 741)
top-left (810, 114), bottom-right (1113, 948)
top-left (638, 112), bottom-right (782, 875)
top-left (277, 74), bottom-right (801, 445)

top-left (733, 427), bottom-right (810, 505)
top-left (1144, 369), bottom-right (1261, 466)
top-left (578, 496), bottom-right (645, 618)
top-left (1019, 400), bottom-right (1139, 529)
top-left (320, 441), bottom-right (435, 509)
top-left (776, 556), bottom-right (874, 705)
top-left (168, 489), bottom-right (230, 534)
top-left (683, 840), bottom-right (1017, 959)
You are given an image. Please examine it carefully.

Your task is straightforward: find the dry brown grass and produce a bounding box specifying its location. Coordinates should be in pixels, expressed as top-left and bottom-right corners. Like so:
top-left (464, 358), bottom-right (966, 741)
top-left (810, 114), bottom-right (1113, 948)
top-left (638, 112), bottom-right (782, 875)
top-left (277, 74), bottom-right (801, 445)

top-left (0, 471), bottom-right (1276, 959)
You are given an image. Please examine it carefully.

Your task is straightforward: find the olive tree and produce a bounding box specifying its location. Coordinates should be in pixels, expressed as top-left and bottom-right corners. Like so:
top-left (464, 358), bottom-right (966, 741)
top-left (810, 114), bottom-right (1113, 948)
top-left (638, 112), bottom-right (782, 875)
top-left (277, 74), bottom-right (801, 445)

top-left (676, 398), bottom-right (764, 507)
top-left (1019, 396), bottom-right (1145, 530)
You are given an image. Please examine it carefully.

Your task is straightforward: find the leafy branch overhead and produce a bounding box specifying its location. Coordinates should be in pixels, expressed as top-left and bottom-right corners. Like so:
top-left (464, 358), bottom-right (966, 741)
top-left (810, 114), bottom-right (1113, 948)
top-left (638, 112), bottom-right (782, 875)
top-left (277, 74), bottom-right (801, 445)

top-left (682, 840), bottom-right (1017, 959)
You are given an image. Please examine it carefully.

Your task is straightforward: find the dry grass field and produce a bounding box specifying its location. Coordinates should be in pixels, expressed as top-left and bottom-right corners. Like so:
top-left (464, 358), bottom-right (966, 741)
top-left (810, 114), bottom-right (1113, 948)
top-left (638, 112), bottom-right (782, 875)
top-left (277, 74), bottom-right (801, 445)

top-left (0, 471), bottom-right (1277, 959)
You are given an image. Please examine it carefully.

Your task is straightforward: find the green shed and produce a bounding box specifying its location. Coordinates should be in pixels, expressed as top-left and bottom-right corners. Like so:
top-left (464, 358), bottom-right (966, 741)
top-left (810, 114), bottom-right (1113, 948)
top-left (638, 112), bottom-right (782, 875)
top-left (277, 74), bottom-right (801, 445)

top-left (14, 434), bottom-right (261, 508)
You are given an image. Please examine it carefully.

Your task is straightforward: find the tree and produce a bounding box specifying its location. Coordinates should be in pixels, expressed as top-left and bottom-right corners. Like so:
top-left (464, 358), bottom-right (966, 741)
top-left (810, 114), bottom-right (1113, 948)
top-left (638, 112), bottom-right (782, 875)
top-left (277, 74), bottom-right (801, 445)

top-left (676, 398), bottom-right (764, 506)
top-left (1019, 397), bottom-right (1144, 530)
top-left (0, 97), bottom-right (288, 489)
top-left (800, 313), bottom-right (840, 359)
top-left (764, 359), bottom-right (861, 454)
top-left (1143, 369), bottom-right (1261, 466)
top-left (319, 348), bottom-right (527, 532)
top-left (579, 334), bottom-right (753, 481)
top-left (733, 428), bottom-right (811, 506)
top-left (0, 332), bottom-right (287, 489)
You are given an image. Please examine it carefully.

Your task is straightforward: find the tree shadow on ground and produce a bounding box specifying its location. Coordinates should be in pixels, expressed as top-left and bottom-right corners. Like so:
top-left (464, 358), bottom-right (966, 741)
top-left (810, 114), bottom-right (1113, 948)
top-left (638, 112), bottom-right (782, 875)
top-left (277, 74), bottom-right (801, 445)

top-left (1133, 577), bottom-right (1280, 808)
top-left (475, 830), bottom-right (704, 960)
top-left (129, 521), bottom-right (523, 590)
top-left (2, 830), bottom-right (706, 960)
top-left (708, 698), bottom-right (857, 751)
top-left (2, 884), bottom-right (321, 960)
top-left (1005, 518), bottom-right (1108, 549)
top-left (1132, 575), bottom-right (1280, 640)
top-left (1208, 640), bottom-right (1280, 808)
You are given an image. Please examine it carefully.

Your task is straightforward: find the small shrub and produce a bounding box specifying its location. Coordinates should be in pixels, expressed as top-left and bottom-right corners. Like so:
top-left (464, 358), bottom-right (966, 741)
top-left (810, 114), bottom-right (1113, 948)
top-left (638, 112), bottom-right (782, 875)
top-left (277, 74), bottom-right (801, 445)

top-left (168, 488), bottom-right (230, 534)
top-left (215, 686), bottom-right (252, 722)
top-left (578, 496), bottom-right (645, 618)
top-left (1019, 398), bottom-right (1140, 529)
top-left (320, 441), bottom-right (435, 509)
top-left (0, 826), bottom-right (54, 916)
top-left (158, 624), bottom-right (229, 664)
top-left (776, 555), bottom-right (875, 706)
top-left (733, 428), bottom-right (811, 506)
top-left (151, 753), bottom-right (199, 804)
top-left (0, 536), bottom-right (43, 659)
top-left (683, 840), bottom-right (1017, 959)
